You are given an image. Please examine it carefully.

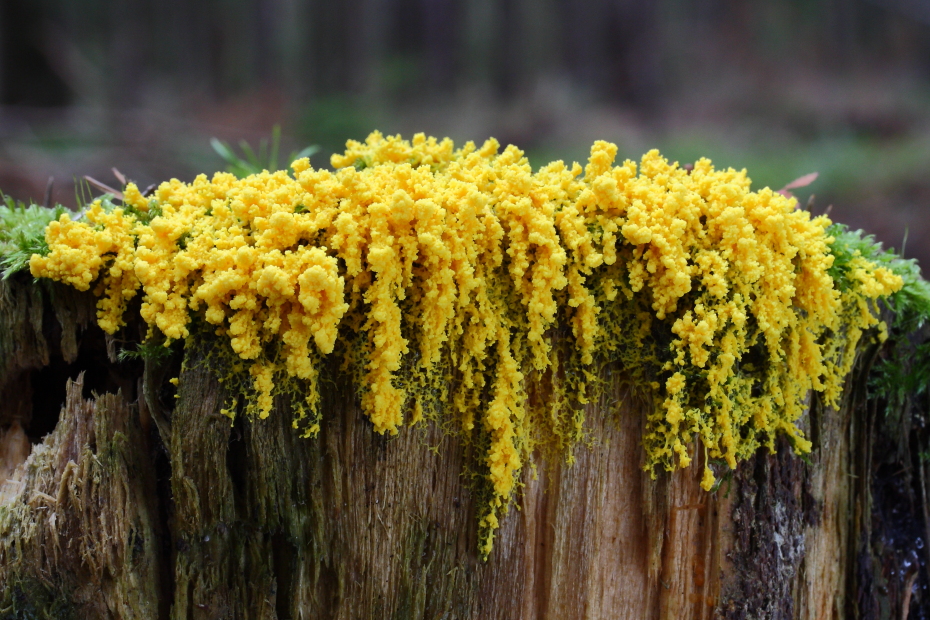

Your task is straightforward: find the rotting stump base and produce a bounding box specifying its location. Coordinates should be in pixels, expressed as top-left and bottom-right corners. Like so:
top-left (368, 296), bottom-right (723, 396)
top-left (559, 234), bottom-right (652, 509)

top-left (0, 279), bottom-right (924, 619)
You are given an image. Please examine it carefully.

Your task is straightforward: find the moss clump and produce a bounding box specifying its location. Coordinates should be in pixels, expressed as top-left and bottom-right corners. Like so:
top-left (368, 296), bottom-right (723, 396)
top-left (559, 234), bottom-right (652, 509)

top-left (0, 196), bottom-right (69, 279)
top-left (830, 223), bottom-right (930, 411)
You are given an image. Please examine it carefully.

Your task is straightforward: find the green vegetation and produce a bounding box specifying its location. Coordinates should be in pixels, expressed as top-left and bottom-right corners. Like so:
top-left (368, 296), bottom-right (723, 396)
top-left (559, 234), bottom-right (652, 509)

top-left (211, 125), bottom-right (320, 178)
top-left (0, 196), bottom-right (68, 280)
top-left (826, 223), bottom-right (930, 417)
top-left (827, 223), bottom-right (930, 330)
top-left (116, 339), bottom-right (176, 364)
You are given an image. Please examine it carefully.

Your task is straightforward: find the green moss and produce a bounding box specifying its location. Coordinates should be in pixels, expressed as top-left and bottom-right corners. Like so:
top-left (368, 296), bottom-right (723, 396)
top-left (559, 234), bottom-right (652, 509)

top-left (826, 223), bottom-right (930, 408)
top-left (0, 197), bottom-right (69, 279)
top-left (117, 339), bottom-right (176, 364)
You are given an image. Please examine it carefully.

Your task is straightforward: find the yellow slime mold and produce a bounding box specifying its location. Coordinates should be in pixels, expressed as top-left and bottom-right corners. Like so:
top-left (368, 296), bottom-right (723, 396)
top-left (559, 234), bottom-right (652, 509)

top-left (31, 132), bottom-right (902, 556)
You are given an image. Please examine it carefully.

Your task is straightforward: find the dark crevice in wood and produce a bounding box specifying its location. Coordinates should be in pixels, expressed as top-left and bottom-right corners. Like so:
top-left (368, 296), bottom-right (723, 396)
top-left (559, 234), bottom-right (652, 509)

top-left (532, 457), bottom-right (553, 620)
top-left (26, 330), bottom-right (129, 444)
top-left (271, 530), bottom-right (297, 619)
top-left (226, 412), bottom-right (249, 517)
top-left (150, 421), bottom-right (175, 620)
top-left (0, 277), bottom-right (134, 446)
top-left (855, 323), bottom-right (930, 620)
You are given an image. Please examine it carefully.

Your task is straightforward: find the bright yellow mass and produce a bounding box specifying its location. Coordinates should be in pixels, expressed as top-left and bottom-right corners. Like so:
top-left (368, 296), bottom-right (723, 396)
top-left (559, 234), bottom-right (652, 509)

top-left (30, 132), bottom-right (902, 557)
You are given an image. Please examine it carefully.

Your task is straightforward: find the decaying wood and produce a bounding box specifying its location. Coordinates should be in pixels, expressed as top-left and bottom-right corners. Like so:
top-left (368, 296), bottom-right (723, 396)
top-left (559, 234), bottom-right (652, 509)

top-left (0, 376), bottom-right (161, 618)
top-left (0, 276), bottom-right (927, 619)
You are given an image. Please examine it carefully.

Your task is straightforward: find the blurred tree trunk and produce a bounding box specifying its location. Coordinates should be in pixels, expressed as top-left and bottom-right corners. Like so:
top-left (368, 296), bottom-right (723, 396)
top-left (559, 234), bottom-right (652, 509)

top-left (0, 276), bottom-right (926, 619)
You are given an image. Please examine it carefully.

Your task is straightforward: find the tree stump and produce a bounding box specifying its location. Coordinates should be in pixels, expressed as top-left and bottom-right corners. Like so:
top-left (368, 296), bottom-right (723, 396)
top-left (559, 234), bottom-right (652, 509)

top-left (0, 275), bottom-right (926, 619)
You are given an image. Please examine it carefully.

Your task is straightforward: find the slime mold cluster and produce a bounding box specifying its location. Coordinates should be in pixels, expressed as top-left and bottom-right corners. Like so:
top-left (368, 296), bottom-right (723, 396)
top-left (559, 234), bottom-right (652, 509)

top-left (30, 132), bottom-right (902, 556)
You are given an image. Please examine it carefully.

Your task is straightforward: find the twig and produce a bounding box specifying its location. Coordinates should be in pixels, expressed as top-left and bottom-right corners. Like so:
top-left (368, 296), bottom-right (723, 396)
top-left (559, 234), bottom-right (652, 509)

top-left (83, 175), bottom-right (124, 201)
top-left (779, 171), bottom-right (819, 194)
top-left (111, 168), bottom-right (127, 186)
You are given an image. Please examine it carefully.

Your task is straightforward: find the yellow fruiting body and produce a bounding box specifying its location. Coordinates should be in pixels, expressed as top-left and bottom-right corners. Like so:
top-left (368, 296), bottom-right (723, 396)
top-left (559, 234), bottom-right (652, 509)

top-left (30, 132), bottom-right (902, 556)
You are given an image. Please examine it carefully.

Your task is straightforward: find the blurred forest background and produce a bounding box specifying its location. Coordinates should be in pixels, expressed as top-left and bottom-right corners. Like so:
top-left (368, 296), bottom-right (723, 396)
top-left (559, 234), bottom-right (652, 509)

top-left (2, 0), bottom-right (930, 265)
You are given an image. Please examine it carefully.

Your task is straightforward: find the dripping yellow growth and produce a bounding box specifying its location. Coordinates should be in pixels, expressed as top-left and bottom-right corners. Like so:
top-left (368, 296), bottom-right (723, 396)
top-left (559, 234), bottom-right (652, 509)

top-left (30, 132), bottom-right (902, 557)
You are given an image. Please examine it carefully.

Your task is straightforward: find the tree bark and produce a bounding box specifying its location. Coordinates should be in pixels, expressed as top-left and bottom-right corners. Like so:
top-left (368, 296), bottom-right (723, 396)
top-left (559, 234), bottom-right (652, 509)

top-left (0, 276), bottom-right (926, 619)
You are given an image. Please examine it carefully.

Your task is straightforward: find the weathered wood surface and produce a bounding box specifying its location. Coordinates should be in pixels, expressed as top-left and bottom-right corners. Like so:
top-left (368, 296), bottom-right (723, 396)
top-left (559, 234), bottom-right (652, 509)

top-left (0, 277), bottom-right (926, 619)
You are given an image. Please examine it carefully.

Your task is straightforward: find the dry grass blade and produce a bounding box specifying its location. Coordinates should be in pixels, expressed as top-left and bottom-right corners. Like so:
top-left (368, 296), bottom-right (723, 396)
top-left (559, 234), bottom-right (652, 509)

top-left (83, 176), bottom-right (124, 201)
top-left (111, 168), bottom-right (127, 186)
top-left (777, 171), bottom-right (819, 201)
